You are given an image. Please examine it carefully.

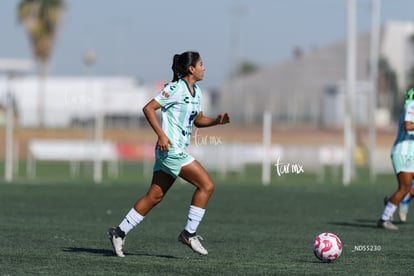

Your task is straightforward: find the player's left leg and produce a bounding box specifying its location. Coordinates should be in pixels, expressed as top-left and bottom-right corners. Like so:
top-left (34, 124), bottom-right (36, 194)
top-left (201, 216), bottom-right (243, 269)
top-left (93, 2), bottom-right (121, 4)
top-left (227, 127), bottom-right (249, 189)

top-left (180, 160), bottom-right (214, 208)
top-left (177, 160), bottom-right (215, 255)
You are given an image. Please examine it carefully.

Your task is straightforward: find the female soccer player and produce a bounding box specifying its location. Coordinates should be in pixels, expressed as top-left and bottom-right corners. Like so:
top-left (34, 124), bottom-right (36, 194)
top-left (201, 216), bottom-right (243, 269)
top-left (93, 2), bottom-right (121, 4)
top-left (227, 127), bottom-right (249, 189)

top-left (378, 88), bottom-right (414, 230)
top-left (108, 51), bottom-right (230, 256)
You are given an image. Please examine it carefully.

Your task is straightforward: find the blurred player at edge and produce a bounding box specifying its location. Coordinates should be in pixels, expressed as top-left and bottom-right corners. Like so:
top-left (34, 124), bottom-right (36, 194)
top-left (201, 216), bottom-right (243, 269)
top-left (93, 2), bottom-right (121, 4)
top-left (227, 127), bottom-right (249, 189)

top-left (107, 51), bottom-right (230, 256)
top-left (398, 181), bottom-right (414, 222)
top-left (378, 88), bottom-right (414, 230)
top-left (384, 180), bottom-right (414, 222)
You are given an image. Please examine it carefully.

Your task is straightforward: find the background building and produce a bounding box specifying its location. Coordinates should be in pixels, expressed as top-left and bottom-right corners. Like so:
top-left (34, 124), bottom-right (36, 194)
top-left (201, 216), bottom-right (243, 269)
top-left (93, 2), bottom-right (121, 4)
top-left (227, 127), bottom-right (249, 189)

top-left (219, 21), bottom-right (414, 126)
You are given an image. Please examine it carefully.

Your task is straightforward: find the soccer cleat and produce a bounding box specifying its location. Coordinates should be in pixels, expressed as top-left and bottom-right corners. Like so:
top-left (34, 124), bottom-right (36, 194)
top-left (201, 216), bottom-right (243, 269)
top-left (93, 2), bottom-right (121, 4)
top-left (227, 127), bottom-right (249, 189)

top-left (178, 230), bottom-right (208, 256)
top-left (377, 219), bottom-right (398, 230)
top-left (107, 227), bottom-right (126, 257)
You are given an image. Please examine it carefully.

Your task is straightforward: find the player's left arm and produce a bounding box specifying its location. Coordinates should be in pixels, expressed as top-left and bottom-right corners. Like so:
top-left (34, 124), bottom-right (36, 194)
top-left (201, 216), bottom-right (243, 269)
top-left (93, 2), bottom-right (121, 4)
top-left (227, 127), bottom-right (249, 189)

top-left (194, 111), bottom-right (230, 128)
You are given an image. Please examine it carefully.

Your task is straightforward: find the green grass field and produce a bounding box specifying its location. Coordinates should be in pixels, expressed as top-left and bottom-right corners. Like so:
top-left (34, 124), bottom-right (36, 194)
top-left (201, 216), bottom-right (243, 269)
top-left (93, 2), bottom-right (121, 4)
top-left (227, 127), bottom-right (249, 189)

top-left (1, 164), bottom-right (413, 275)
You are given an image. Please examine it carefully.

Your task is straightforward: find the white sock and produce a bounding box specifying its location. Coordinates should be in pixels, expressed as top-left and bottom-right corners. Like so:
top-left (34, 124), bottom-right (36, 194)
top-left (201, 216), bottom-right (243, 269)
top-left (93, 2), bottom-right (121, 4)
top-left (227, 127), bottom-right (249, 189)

top-left (119, 208), bottom-right (144, 235)
top-left (184, 205), bottom-right (206, 234)
top-left (381, 202), bottom-right (397, 221)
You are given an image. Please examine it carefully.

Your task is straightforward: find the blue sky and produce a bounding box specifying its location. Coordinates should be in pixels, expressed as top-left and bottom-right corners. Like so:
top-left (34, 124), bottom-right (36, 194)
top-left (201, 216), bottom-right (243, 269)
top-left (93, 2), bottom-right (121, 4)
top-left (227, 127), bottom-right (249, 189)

top-left (1, 0), bottom-right (414, 89)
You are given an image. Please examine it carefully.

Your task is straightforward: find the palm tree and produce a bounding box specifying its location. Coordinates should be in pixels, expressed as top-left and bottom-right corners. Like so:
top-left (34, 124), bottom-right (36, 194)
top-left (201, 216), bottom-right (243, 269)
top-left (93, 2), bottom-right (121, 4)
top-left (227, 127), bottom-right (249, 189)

top-left (17, 0), bottom-right (65, 127)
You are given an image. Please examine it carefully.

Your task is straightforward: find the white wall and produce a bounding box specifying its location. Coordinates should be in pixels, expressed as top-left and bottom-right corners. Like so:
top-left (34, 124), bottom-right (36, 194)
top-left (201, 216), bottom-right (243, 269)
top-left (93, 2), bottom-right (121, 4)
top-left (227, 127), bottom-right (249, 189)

top-left (0, 76), bottom-right (154, 127)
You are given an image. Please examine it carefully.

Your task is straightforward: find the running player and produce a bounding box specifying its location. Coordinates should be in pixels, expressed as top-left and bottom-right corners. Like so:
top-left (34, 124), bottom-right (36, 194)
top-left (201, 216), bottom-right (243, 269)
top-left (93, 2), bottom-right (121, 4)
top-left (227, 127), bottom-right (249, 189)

top-left (378, 88), bottom-right (414, 230)
top-left (107, 51), bottom-right (230, 256)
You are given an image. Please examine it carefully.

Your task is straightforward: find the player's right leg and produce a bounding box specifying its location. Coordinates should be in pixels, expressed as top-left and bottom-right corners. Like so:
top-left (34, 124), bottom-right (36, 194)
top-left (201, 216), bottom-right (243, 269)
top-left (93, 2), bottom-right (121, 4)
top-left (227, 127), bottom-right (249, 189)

top-left (108, 170), bottom-right (175, 257)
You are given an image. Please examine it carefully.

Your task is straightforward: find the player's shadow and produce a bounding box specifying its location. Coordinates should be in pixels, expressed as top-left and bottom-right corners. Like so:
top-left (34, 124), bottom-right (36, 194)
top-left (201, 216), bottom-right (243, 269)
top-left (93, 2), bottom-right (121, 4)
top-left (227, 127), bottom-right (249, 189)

top-left (327, 219), bottom-right (383, 229)
top-left (328, 219), bottom-right (406, 228)
top-left (63, 247), bottom-right (114, 256)
top-left (63, 247), bottom-right (181, 259)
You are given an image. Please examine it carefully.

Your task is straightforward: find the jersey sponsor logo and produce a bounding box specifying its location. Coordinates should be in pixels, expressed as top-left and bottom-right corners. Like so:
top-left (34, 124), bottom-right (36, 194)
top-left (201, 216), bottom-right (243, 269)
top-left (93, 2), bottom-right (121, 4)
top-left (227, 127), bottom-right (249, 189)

top-left (184, 96), bottom-right (200, 104)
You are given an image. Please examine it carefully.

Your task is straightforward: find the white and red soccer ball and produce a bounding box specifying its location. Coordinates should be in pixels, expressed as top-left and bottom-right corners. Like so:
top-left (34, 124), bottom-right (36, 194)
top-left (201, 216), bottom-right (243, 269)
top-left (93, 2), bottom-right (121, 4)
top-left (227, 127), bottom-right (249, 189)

top-left (313, 232), bottom-right (342, 263)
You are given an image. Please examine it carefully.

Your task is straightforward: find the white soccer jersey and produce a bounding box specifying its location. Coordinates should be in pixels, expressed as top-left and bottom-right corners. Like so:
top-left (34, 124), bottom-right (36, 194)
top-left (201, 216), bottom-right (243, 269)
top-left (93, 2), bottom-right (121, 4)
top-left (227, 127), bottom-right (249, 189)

top-left (154, 79), bottom-right (202, 151)
top-left (391, 100), bottom-right (414, 156)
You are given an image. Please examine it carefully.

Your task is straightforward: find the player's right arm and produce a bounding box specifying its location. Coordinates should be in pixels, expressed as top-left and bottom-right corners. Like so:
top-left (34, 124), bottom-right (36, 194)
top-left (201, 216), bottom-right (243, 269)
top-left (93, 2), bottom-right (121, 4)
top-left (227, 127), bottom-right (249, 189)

top-left (142, 99), bottom-right (171, 151)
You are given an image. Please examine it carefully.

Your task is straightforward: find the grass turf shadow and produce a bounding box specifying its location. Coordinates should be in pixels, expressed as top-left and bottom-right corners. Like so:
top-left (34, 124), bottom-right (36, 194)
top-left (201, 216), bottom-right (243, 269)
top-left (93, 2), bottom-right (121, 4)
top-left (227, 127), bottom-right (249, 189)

top-left (63, 247), bottom-right (181, 259)
top-left (327, 220), bottom-right (379, 229)
top-left (328, 218), bottom-right (407, 229)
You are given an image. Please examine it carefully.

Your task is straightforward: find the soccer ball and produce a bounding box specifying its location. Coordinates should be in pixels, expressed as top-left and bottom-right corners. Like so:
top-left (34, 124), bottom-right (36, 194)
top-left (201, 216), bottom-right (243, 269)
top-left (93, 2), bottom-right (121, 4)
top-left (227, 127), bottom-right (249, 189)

top-left (313, 232), bottom-right (342, 263)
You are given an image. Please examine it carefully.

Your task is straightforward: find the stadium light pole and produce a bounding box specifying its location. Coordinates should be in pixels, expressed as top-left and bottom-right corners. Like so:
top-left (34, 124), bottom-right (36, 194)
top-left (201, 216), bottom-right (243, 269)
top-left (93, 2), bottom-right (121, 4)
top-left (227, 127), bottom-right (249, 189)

top-left (262, 110), bottom-right (272, 185)
top-left (83, 51), bottom-right (103, 184)
top-left (228, 3), bottom-right (246, 123)
top-left (0, 59), bottom-right (32, 183)
top-left (368, 0), bottom-right (381, 182)
top-left (4, 75), bottom-right (16, 183)
top-left (343, 0), bottom-right (357, 186)
top-left (93, 89), bottom-right (104, 184)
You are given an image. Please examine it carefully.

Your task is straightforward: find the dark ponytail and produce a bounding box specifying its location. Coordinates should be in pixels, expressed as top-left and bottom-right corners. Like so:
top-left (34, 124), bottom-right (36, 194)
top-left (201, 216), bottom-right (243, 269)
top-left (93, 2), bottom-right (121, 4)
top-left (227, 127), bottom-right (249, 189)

top-left (171, 51), bottom-right (201, 82)
top-left (171, 54), bottom-right (181, 82)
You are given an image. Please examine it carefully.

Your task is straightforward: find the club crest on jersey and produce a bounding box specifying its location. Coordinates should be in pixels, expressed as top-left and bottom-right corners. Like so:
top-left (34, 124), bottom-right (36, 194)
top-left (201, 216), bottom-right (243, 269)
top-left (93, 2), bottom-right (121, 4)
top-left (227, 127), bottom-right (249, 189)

top-left (161, 91), bottom-right (170, 98)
